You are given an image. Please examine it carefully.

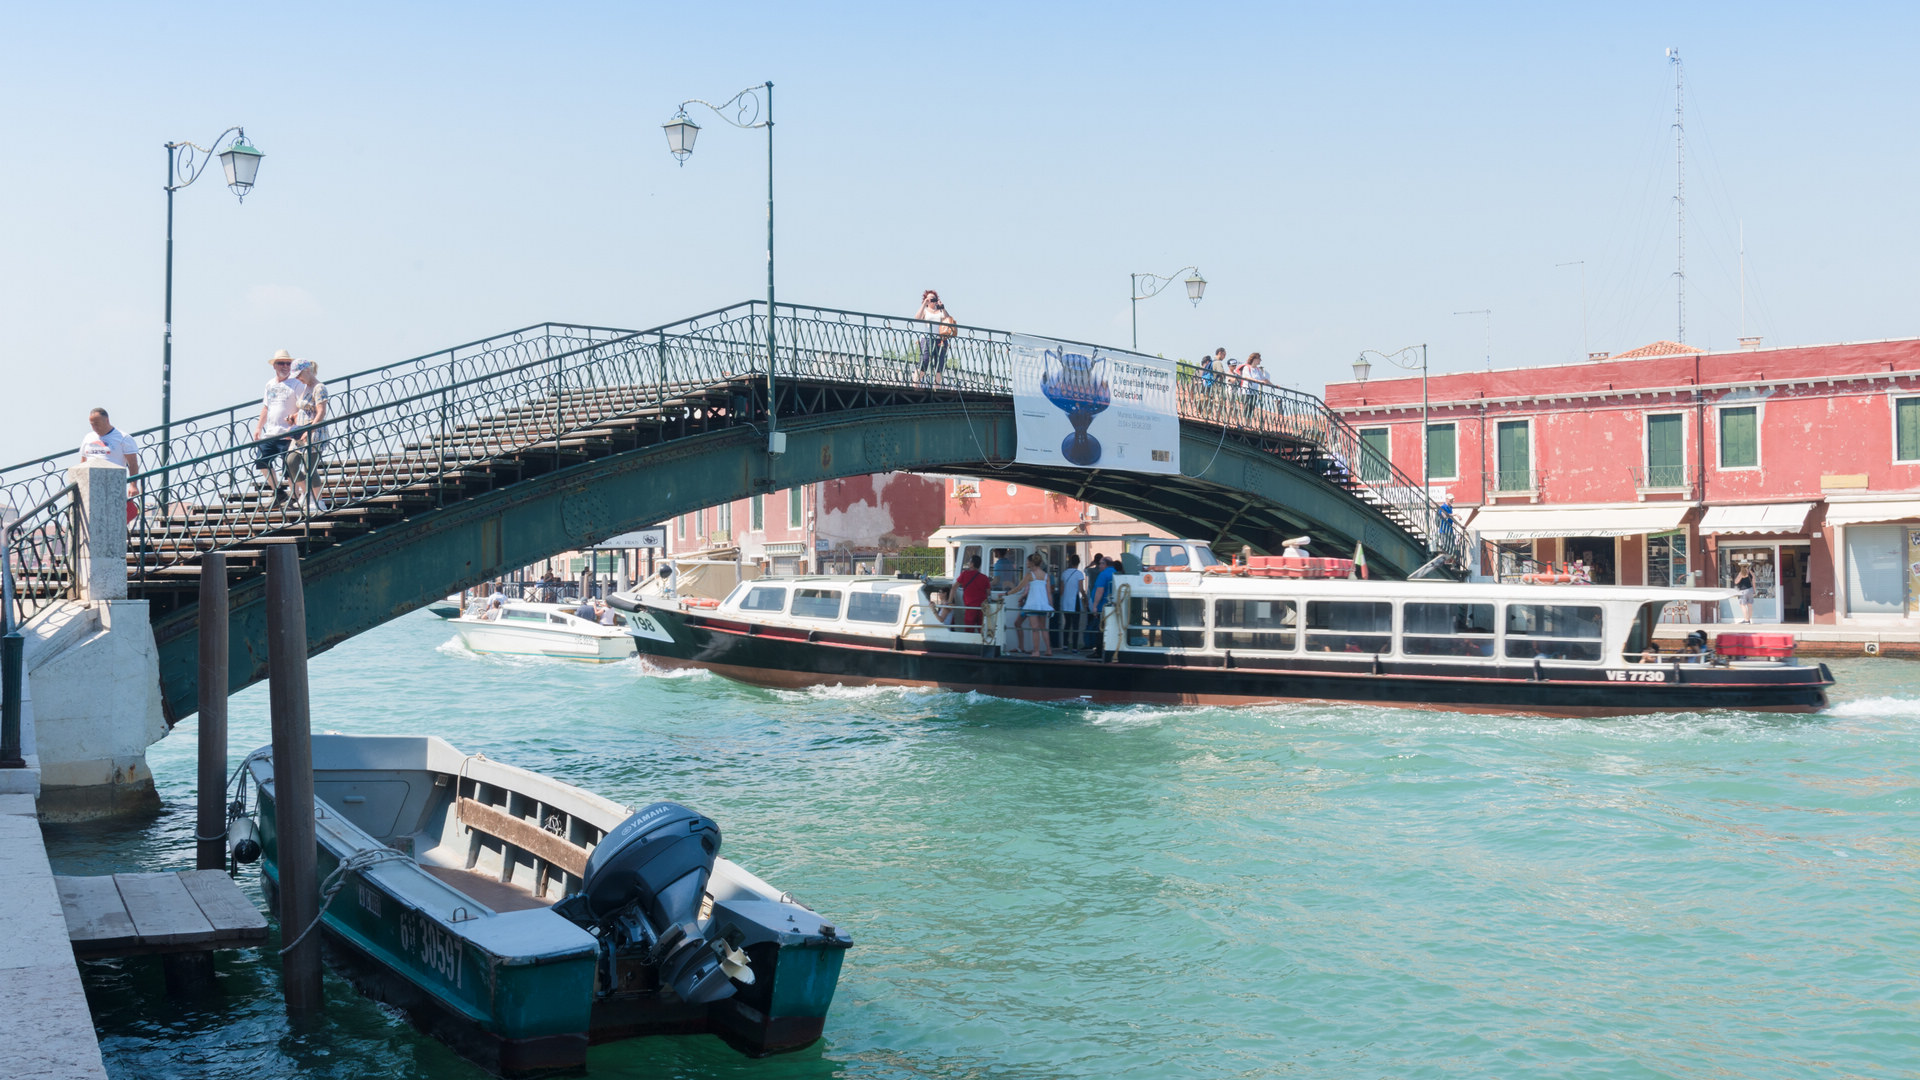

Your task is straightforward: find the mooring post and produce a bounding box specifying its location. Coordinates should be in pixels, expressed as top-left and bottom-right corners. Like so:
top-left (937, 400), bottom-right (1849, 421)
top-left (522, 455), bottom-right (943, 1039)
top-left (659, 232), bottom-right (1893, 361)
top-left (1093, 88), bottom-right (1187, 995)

top-left (196, 553), bottom-right (229, 870)
top-left (266, 544), bottom-right (322, 1011)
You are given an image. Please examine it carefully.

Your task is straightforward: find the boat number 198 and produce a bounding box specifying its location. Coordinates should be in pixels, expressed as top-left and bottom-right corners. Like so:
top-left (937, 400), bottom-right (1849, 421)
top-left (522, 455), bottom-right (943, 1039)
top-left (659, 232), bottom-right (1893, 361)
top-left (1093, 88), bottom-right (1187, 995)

top-left (1607, 669), bottom-right (1668, 683)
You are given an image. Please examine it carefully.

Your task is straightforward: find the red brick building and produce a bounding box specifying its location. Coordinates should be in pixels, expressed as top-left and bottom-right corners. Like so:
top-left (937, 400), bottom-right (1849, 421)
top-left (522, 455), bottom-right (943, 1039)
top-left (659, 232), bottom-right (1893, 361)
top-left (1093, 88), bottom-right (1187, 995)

top-left (663, 472), bottom-right (947, 575)
top-left (1325, 337), bottom-right (1920, 626)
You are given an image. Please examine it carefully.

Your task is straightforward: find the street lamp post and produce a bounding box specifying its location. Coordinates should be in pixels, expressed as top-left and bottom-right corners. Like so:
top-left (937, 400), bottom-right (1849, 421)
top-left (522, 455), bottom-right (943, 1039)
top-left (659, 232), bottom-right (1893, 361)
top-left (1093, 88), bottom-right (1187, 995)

top-left (1352, 344), bottom-right (1430, 494)
top-left (162, 128), bottom-right (263, 498)
top-left (1129, 267), bottom-right (1206, 351)
top-left (664, 82), bottom-right (783, 455)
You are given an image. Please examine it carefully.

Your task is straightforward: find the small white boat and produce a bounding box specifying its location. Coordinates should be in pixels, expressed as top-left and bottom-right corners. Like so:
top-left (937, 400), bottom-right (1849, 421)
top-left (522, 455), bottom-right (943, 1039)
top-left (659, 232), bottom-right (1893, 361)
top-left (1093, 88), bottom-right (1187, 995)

top-left (449, 601), bottom-right (637, 662)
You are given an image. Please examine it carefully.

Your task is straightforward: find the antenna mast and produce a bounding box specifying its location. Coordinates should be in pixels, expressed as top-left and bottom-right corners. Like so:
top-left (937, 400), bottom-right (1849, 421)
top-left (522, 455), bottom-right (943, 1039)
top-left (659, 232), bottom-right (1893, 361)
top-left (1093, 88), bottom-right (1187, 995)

top-left (1668, 47), bottom-right (1685, 344)
top-left (1739, 219), bottom-right (1746, 338)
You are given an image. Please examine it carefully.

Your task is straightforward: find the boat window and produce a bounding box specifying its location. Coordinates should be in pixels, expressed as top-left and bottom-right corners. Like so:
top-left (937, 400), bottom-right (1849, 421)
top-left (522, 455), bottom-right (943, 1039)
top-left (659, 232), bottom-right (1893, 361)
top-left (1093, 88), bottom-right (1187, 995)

top-left (1624, 601), bottom-right (1660, 661)
top-left (988, 548), bottom-right (1025, 591)
top-left (1139, 543), bottom-right (1191, 568)
top-left (1126, 596), bottom-right (1206, 648)
top-left (548, 613), bottom-right (570, 625)
top-left (1191, 545), bottom-right (1220, 567)
top-left (1504, 604), bottom-right (1604, 662)
top-left (847, 591), bottom-right (903, 624)
top-left (1213, 598), bottom-right (1297, 652)
top-left (739, 586), bottom-right (788, 613)
top-left (503, 609), bottom-right (545, 622)
top-left (1304, 601), bottom-right (1393, 655)
top-left (1403, 602), bottom-right (1496, 658)
top-left (791, 588), bottom-right (844, 620)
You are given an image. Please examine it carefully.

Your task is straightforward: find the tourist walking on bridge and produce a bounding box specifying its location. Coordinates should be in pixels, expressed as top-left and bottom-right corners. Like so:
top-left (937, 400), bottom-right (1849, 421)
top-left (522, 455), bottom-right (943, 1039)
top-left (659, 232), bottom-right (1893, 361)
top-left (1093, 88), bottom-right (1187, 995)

top-left (914, 289), bottom-right (957, 388)
top-left (78, 407), bottom-right (141, 520)
top-left (288, 359), bottom-right (330, 513)
top-left (252, 349), bottom-right (307, 508)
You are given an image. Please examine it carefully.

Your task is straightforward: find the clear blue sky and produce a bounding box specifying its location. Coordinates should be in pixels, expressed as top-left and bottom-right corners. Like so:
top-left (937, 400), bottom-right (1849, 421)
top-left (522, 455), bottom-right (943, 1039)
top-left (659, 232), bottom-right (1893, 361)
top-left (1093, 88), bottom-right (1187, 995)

top-left (4, 2), bottom-right (1916, 461)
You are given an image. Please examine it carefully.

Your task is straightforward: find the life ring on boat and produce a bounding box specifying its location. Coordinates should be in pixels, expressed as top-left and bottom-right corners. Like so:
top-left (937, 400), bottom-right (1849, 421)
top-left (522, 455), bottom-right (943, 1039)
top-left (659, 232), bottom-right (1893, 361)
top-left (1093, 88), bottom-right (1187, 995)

top-left (682, 597), bottom-right (720, 609)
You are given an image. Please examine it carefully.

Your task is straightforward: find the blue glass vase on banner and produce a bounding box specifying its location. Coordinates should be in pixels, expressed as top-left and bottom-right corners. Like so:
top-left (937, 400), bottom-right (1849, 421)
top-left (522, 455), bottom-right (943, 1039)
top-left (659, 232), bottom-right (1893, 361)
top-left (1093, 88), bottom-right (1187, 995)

top-left (1041, 348), bottom-right (1112, 466)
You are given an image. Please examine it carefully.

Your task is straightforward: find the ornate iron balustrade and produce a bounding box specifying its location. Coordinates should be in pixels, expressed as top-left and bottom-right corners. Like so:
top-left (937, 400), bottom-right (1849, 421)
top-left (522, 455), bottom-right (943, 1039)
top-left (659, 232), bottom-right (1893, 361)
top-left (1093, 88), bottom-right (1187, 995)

top-left (2, 482), bottom-right (86, 626)
top-left (6, 301), bottom-right (1460, 593)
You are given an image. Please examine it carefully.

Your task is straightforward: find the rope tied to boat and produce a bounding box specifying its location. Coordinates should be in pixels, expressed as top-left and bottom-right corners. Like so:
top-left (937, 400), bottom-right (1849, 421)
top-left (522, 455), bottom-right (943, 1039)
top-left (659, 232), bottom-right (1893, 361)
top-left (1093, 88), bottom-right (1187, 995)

top-left (279, 847), bottom-right (415, 955)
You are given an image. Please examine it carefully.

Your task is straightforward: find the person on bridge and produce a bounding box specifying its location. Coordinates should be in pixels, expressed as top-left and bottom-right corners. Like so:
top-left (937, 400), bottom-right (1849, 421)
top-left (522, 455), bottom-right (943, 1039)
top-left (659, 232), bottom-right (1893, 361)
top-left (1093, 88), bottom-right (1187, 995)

top-left (79, 408), bottom-right (141, 521)
top-left (1198, 351), bottom-right (1218, 394)
top-left (914, 290), bottom-right (957, 388)
top-left (252, 349), bottom-right (308, 509)
top-left (288, 359), bottom-right (330, 513)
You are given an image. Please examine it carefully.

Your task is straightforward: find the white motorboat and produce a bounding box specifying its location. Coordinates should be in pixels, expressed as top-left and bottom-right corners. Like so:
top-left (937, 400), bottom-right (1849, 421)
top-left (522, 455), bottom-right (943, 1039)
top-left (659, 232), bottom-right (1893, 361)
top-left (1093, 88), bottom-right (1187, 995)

top-left (449, 600), bottom-right (637, 662)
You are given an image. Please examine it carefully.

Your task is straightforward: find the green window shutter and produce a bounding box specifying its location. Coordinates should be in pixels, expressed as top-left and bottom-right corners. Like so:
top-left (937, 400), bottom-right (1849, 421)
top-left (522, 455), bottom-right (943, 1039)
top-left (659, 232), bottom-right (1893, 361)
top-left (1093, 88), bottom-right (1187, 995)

top-left (1719, 407), bottom-right (1757, 468)
top-left (1898, 399), bottom-right (1920, 461)
top-left (1359, 428), bottom-right (1390, 484)
top-left (1647, 414), bottom-right (1683, 486)
top-left (1426, 423), bottom-right (1456, 480)
top-left (751, 494), bottom-right (765, 531)
top-left (1496, 421), bottom-right (1530, 490)
top-left (788, 487), bottom-right (803, 528)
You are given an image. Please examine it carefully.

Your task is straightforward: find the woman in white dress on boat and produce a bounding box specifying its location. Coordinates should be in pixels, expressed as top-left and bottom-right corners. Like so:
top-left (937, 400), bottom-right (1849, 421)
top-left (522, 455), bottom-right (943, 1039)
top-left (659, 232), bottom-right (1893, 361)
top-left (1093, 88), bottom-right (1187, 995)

top-left (1016, 553), bottom-right (1054, 657)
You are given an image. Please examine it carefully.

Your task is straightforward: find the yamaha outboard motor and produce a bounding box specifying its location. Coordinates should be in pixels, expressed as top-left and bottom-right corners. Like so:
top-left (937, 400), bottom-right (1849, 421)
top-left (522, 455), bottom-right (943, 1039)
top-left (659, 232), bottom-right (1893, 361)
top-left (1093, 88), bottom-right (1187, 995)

top-left (555, 802), bottom-right (740, 1005)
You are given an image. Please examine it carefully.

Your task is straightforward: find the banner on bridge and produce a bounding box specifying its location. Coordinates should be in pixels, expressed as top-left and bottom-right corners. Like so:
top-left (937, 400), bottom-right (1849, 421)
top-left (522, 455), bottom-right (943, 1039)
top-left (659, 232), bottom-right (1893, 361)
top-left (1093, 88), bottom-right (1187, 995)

top-left (1009, 334), bottom-right (1180, 475)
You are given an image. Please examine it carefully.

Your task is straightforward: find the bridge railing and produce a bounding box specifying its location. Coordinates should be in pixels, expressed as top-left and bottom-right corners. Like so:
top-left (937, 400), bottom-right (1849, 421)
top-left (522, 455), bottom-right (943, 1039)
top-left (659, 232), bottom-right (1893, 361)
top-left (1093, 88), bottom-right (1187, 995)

top-left (1, 482), bottom-right (85, 626)
top-left (5, 300), bottom-right (1460, 585)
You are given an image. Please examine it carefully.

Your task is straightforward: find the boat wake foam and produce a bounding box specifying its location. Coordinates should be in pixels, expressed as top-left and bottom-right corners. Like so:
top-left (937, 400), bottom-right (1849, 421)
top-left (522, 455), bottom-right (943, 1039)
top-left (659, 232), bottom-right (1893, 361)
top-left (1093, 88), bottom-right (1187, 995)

top-left (1824, 695), bottom-right (1920, 719)
top-left (629, 657), bottom-right (715, 680)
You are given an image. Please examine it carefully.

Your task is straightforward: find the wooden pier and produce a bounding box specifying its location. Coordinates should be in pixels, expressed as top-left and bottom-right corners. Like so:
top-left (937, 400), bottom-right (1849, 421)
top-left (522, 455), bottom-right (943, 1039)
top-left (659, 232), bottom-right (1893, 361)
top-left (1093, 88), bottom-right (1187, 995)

top-left (56, 869), bottom-right (267, 958)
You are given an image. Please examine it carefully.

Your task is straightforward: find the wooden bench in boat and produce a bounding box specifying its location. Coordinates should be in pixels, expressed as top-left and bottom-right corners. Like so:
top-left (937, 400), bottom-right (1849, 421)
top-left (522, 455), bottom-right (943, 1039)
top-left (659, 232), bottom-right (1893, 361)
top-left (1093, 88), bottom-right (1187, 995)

top-left (55, 870), bottom-right (268, 958)
top-left (439, 796), bottom-right (596, 911)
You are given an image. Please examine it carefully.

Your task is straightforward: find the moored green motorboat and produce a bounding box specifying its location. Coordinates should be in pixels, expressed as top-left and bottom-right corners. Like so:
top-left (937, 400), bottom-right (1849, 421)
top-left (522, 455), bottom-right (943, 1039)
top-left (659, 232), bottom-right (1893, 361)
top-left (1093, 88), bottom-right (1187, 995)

top-left (245, 734), bottom-right (850, 1076)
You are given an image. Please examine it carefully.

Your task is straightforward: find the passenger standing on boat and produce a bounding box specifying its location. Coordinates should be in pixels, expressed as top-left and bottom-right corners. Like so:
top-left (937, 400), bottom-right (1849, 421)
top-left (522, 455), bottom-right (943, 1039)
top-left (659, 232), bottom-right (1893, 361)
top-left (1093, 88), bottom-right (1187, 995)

top-left (991, 549), bottom-right (1019, 592)
top-left (1056, 553), bottom-right (1087, 653)
top-left (1016, 554), bottom-right (1054, 657)
top-left (1086, 554), bottom-right (1117, 651)
top-left (594, 599), bottom-right (619, 626)
top-left (485, 593), bottom-right (506, 620)
top-left (955, 554), bottom-right (990, 630)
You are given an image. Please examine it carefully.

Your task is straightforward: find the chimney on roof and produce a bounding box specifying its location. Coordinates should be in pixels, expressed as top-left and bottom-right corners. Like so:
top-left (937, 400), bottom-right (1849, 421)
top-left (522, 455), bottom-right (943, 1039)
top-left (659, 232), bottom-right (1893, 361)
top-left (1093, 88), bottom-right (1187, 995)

top-left (1739, 336), bottom-right (1763, 350)
top-left (1587, 351), bottom-right (1611, 361)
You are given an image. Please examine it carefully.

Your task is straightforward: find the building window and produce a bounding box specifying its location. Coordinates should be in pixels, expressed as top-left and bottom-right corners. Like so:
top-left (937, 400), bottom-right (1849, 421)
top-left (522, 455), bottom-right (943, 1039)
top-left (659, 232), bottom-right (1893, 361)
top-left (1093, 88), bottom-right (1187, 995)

top-left (1896, 398), bottom-right (1920, 462)
top-left (1495, 420), bottom-right (1530, 491)
top-left (1359, 427), bottom-right (1390, 484)
top-left (676, 514), bottom-right (686, 540)
top-left (696, 508), bottom-right (705, 539)
top-left (788, 486), bottom-right (803, 529)
top-left (1647, 530), bottom-right (1689, 587)
top-left (1719, 406), bottom-right (1758, 469)
top-left (750, 494), bottom-right (764, 531)
top-left (1426, 423), bottom-right (1457, 480)
top-left (1646, 413), bottom-right (1685, 487)
top-left (718, 502), bottom-right (732, 533)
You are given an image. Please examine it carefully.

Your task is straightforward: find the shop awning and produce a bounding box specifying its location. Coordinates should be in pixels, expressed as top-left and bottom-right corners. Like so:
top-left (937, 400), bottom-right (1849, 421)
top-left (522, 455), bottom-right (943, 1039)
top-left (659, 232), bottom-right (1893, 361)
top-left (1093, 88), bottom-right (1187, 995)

top-left (1466, 504), bottom-right (1690, 541)
top-left (762, 541), bottom-right (807, 556)
top-left (1824, 499), bottom-right (1920, 527)
top-left (1698, 502), bottom-right (1816, 535)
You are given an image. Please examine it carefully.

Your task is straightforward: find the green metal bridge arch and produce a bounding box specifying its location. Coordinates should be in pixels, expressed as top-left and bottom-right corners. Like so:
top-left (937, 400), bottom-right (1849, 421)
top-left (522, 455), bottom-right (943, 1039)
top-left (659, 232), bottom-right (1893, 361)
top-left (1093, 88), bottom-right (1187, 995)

top-left (0, 301), bottom-right (1457, 723)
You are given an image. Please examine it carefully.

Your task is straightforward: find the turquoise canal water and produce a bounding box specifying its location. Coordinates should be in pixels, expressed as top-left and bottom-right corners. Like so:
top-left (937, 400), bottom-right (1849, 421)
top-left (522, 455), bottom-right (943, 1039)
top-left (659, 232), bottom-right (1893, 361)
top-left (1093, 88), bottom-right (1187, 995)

top-left (44, 611), bottom-right (1920, 1079)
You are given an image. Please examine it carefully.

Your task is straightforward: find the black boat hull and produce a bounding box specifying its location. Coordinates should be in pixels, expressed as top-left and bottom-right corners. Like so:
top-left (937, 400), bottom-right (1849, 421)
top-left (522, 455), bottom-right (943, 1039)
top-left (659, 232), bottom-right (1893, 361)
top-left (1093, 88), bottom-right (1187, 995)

top-left (631, 606), bottom-right (1832, 716)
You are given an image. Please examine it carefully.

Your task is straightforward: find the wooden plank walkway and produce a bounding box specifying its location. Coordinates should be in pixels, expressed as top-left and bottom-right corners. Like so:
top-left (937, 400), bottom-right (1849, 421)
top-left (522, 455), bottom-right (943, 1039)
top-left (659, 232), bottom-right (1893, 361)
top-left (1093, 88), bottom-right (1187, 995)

top-left (55, 870), bottom-right (268, 958)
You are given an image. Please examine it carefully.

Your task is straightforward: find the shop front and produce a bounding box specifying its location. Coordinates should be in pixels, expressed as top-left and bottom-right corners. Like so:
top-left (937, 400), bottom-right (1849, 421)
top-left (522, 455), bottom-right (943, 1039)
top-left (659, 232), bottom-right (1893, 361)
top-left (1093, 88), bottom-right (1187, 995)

top-left (1465, 503), bottom-right (1692, 587)
top-left (1827, 498), bottom-right (1920, 621)
top-left (1698, 503), bottom-right (1817, 624)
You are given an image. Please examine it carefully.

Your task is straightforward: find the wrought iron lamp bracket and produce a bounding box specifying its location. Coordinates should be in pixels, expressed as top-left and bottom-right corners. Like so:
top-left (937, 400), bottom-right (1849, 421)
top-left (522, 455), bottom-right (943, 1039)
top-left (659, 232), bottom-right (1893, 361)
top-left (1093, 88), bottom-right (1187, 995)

top-left (1132, 266), bottom-right (1203, 304)
top-left (166, 127), bottom-right (248, 193)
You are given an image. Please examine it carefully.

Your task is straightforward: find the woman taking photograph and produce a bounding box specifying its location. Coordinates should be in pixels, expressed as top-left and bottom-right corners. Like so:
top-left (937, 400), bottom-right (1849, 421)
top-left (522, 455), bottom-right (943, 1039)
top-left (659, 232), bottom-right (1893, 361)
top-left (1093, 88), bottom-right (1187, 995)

top-left (1016, 553), bottom-right (1054, 657)
top-left (1733, 562), bottom-right (1757, 623)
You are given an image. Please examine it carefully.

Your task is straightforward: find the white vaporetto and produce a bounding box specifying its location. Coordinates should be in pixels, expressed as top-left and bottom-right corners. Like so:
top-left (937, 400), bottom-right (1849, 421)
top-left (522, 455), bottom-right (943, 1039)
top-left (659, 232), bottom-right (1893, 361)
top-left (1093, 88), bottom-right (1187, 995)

top-left (1009, 334), bottom-right (1180, 475)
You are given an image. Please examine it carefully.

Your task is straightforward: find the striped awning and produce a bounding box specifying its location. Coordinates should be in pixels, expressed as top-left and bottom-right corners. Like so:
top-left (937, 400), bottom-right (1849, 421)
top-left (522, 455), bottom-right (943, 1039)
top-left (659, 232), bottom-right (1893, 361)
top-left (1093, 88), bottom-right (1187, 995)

top-left (1698, 503), bottom-right (1816, 535)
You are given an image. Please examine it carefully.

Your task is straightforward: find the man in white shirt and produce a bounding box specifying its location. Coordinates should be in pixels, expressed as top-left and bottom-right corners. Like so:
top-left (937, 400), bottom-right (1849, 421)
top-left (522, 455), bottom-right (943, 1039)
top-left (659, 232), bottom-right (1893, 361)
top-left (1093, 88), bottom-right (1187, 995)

top-left (252, 349), bottom-right (307, 508)
top-left (79, 408), bottom-right (142, 517)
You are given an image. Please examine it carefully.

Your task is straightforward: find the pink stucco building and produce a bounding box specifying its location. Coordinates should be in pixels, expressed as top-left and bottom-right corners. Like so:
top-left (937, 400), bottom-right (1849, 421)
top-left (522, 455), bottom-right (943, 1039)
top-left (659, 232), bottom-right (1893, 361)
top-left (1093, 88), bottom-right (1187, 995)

top-left (1326, 336), bottom-right (1920, 626)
